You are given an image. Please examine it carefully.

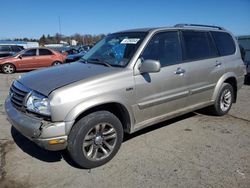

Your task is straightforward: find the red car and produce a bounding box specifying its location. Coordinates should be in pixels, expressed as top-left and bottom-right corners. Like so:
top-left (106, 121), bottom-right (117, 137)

top-left (0, 47), bottom-right (67, 74)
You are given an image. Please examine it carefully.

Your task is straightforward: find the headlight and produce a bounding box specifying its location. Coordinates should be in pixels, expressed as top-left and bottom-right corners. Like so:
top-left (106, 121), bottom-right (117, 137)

top-left (26, 91), bottom-right (51, 116)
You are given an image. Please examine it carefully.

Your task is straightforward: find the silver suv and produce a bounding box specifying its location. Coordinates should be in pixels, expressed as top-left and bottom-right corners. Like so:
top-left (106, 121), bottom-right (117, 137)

top-left (5, 24), bottom-right (246, 168)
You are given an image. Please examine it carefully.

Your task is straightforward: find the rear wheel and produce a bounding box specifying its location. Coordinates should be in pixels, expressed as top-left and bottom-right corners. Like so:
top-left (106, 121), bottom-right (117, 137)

top-left (2, 63), bottom-right (16, 74)
top-left (209, 83), bottom-right (234, 116)
top-left (52, 61), bottom-right (62, 66)
top-left (67, 111), bottom-right (123, 169)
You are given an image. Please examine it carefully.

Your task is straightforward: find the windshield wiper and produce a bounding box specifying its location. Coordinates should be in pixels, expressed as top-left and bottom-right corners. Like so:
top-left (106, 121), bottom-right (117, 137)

top-left (87, 58), bottom-right (112, 67)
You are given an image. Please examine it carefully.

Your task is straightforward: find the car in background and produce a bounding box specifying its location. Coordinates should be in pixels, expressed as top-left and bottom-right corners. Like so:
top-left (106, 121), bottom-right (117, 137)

top-left (66, 50), bottom-right (86, 63)
top-left (238, 36), bottom-right (250, 77)
top-left (0, 47), bottom-right (66, 74)
top-left (0, 45), bottom-right (24, 58)
top-left (50, 46), bottom-right (72, 54)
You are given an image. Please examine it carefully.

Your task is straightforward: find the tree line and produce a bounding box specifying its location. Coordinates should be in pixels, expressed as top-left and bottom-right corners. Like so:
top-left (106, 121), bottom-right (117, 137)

top-left (10, 33), bottom-right (107, 46)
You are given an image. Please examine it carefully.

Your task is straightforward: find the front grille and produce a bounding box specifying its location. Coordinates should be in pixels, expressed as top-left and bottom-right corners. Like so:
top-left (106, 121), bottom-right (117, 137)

top-left (10, 81), bottom-right (31, 110)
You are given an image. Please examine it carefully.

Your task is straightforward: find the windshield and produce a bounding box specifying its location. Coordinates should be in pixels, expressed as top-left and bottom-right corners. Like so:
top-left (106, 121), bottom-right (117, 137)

top-left (81, 32), bottom-right (147, 67)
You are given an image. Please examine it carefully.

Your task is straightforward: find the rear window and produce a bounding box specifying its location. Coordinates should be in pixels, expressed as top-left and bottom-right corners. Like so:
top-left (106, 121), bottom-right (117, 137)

top-left (211, 31), bottom-right (236, 56)
top-left (182, 31), bottom-right (217, 61)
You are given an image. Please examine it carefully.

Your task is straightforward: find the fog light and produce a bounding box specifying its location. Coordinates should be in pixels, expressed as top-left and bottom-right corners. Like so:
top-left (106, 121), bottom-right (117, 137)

top-left (48, 139), bottom-right (66, 145)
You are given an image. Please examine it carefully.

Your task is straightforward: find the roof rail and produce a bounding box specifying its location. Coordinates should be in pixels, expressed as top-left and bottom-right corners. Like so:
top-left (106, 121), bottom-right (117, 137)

top-left (174, 24), bottom-right (225, 30)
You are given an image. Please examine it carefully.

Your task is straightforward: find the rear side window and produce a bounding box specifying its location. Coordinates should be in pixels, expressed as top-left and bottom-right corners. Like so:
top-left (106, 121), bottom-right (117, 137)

top-left (39, 49), bottom-right (53, 56)
top-left (141, 31), bottom-right (182, 67)
top-left (182, 31), bottom-right (217, 61)
top-left (211, 31), bottom-right (236, 56)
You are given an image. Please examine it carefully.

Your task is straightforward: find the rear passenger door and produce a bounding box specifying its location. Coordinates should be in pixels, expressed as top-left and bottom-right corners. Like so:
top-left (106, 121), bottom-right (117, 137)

top-left (181, 30), bottom-right (225, 106)
top-left (134, 31), bottom-right (189, 125)
top-left (37, 49), bottom-right (55, 67)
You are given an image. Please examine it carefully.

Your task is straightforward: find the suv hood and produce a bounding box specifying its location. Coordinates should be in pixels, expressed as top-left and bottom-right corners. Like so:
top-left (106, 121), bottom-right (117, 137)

top-left (18, 62), bottom-right (119, 96)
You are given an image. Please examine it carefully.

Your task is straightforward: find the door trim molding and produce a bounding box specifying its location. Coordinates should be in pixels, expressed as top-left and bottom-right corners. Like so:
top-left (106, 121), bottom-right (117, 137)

top-left (138, 91), bottom-right (189, 109)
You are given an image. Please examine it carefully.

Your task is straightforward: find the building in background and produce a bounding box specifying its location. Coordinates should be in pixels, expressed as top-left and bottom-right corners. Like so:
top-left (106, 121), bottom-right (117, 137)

top-left (0, 41), bottom-right (39, 49)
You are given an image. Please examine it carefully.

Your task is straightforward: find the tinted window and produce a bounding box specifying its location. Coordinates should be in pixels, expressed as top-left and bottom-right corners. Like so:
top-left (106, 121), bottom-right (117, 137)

top-left (0, 45), bottom-right (11, 51)
top-left (182, 31), bottom-right (217, 60)
top-left (39, 49), bottom-right (53, 56)
top-left (141, 31), bottom-right (182, 67)
top-left (22, 49), bottom-right (37, 57)
top-left (211, 31), bottom-right (235, 56)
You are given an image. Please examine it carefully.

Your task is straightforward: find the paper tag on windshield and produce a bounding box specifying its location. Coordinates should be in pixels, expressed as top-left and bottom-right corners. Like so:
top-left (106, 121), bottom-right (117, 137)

top-left (121, 38), bottom-right (140, 44)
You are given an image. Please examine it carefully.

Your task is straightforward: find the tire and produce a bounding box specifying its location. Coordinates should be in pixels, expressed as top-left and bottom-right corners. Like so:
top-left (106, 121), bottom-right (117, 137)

top-left (67, 111), bottom-right (123, 169)
top-left (1, 63), bottom-right (16, 74)
top-left (52, 61), bottom-right (62, 66)
top-left (209, 83), bottom-right (234, 116)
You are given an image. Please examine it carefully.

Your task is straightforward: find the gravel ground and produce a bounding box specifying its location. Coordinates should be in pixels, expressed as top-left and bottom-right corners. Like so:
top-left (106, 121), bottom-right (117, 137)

top-left (0, 72), bottom-right (249, 188)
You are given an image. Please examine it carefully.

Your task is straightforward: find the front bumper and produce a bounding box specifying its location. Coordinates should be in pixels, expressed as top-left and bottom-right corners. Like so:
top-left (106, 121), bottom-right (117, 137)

top-left (5, 97), bottom-right (71, 151)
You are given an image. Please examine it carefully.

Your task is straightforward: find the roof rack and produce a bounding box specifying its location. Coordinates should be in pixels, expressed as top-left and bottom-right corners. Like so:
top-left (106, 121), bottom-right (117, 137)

top-left (174, 24), bottom-right (225, 30)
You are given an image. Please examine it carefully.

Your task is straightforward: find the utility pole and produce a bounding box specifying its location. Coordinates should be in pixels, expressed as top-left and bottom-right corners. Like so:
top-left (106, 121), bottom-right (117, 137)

top-left (58, 16), bottom-right (62, 35)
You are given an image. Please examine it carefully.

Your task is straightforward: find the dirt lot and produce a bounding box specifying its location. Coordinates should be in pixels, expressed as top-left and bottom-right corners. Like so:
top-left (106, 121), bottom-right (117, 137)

top-left (0, 72), bottom-right (250, 188)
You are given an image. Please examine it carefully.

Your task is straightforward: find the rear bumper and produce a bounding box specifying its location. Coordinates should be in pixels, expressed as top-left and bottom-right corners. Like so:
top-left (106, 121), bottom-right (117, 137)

top-left (5, 96), bottom-right (73, 151)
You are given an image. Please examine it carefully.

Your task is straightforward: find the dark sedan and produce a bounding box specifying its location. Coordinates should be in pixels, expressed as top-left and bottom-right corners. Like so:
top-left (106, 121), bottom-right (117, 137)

top-left (66, 50), bottom-right (86, 63)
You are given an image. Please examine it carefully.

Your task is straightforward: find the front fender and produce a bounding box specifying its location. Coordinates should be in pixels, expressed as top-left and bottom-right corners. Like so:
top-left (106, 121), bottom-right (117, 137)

top-left (64, 96), bottom-right (135, 131)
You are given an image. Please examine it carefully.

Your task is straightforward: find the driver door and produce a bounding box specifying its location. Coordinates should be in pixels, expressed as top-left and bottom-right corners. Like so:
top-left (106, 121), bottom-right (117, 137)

top-left (133, 31), bottom-right (189, 126)
top-left (18, 49), bottom-right (38, 69)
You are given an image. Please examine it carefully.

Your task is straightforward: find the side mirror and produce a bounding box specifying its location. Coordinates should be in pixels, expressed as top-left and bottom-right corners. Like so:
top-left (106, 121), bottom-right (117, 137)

top-left (139, 59), bottom-right (161, 73)
top-left (18, 55), bottom-right (22, 59)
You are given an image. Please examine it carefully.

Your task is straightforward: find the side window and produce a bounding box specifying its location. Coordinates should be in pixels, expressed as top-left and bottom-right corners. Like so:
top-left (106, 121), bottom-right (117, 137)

top-left (141, 31), bottom-right (182, 67)
top-left (11, 46), bottom-right (23, 52)
top-left (22, 49), bottom-right (37, 57)
top-left (211, 31), bottom-right (236, 56)
top-left (39, 49), bottom-right (53, 56)
top-left (182, 31), bottom-right (217, 61)
top-left (0, 45), bottom-right (11, 51)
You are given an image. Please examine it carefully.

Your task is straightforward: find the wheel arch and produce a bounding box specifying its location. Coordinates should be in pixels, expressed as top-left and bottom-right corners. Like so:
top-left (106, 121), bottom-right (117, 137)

top-left (65, 101), bottom-right (133, 134)
top-left (212, 72), bottom-right (238, 103)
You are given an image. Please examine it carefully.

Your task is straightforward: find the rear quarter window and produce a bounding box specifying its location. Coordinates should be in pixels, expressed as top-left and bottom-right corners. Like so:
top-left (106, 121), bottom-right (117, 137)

top-left (211, 31), bottom-right (236, 56)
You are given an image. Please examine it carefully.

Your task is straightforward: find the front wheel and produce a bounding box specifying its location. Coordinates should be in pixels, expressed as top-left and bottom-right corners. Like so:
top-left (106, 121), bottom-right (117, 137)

top-left (209, 83), bottom-right (234, 116)
top-left (67, 111), bottom-right (123, 169)
top-left (52, 61), bottom-right (62, 66)
top-left (2, 63), bottom-right (16, 74)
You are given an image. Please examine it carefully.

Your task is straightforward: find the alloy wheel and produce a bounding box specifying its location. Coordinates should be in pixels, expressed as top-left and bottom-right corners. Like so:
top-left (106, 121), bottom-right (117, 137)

top-left (82, 123), bottom-right (117, 161)
top-left (3, 64), bottom-right (15, 74)
top-left (220, 89), bottom-right (232, 112)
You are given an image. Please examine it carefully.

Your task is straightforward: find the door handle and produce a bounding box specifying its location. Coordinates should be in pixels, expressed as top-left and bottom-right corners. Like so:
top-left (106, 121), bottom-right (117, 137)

top-left (215, 61), bottom-right (222, 67)
top-left (175, 67), bottom-right (186, 76)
